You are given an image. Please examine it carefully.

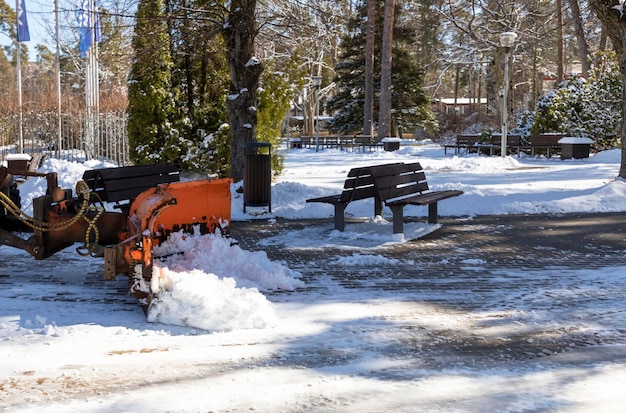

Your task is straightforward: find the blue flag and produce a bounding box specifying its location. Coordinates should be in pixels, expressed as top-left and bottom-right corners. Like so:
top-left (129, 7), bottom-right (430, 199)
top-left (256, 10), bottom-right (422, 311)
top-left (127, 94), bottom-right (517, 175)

top-left (17, 0), bottom-right (30, 42)
top-left (78, 0), bottom-right (101, 58)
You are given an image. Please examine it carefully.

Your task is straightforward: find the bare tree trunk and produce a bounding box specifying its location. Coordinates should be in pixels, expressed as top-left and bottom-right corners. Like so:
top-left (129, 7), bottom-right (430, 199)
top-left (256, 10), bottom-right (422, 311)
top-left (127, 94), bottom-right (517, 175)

top-left (531, 44), bottom-right (540, 109)
top-left (453, 63), bottom-right (460, 131)
top-left (567, 0), bottom-right (590, 77)
top-left (600, 26), bottom-right (608, 51)
top-left (556, 0), bottom-right (564, 84)
top-left (378, 0), bottom-right (395, 139)
top-left (222, 0), bottom-right (263, 182)
top-left (363, 0), bottom-right (375, 136)
top-left (588, 0), bottom-right (626, 178)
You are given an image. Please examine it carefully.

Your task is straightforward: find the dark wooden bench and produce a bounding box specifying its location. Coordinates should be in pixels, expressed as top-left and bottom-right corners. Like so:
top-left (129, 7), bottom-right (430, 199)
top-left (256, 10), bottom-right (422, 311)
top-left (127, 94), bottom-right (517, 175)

top-left (445, 134), bottom-right (527, 157)
top-left (444, 134), bottom-right (481, 155)
top-left (82, 164), bottom-right (180, 204)
top-left (297, 134), bottom-right (342, 150)
top-left (338, 135), bottom-right (383, 152)
top-left (527, 133), bottom-right (564, 157)
top-left (489, 134), bottom-right (526, 157)
top-left (306, 162), bottom-right (463, 234)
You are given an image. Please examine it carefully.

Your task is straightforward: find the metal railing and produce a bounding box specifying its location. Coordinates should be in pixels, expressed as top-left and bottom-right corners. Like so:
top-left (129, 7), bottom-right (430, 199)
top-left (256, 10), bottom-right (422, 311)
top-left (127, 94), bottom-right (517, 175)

top-left (0, 111), bottom-right (130, 166)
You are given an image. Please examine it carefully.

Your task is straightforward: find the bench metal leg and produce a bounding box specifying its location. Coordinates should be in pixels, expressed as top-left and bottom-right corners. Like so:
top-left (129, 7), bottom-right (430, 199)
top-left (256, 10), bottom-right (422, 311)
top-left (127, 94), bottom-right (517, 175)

top-left (333, 203), bottom-right (347, 231)
top-left (389, 205), bottom-right (404, 234)
top-left (428, 202), bottom-right (438, 224)
top-left (374, 195), bottom-right (383, 217)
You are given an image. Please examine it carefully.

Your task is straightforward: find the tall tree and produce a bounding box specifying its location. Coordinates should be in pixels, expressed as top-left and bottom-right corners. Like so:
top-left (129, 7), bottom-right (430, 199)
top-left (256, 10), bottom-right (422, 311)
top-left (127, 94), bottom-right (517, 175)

top-left (588, 0), bottom-right (626, 178)
top-left (441, 0), bottom-right (559, 117)
top-left (364, 0), bottom-right (376, 135)
top-left (222, 0), bottom-right (263, 182)
top-left (378, 0), bottom-right (395, 138)
top-left (567, 0), bottom-right (590, 77)
top-left (556, 0), bottom-right (565, 83)
top-left (0, 0), bottom-right (14, 37)
top-left (127, 0), bottom-right (177, 164)
top-left (165, 0), bottom-right (229, 157)
top-left (0, 46), bottom-right (14, 112)
top-left (328, 0), bottom-right (432, 135)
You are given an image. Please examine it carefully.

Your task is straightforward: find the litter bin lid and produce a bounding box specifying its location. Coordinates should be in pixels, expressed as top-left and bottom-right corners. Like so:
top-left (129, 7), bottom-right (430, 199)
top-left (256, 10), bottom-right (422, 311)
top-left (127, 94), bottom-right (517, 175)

top-left (245, 141), bottom-right (271, 155)
top-left (558, 137), bottom-right (594, 144)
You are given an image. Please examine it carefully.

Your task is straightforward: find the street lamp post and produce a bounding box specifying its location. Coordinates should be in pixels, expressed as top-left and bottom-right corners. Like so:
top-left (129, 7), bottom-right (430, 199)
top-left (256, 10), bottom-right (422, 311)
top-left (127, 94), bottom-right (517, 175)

top-left (312, 76), bottom-right (323, 152)
top-left (499, 31), bottom-right (517, 158)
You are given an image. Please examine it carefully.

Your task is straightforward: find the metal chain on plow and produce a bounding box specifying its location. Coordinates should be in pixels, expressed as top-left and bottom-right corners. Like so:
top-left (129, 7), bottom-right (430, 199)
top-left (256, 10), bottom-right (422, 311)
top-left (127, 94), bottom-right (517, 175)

top-left (0, 180), bottom-right (105, 256)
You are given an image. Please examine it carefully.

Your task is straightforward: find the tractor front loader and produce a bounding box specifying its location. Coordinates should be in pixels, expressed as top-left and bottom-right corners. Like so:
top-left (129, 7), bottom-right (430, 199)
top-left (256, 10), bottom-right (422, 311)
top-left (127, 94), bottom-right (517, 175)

top-left (0, 159), bottom-right (232, 310)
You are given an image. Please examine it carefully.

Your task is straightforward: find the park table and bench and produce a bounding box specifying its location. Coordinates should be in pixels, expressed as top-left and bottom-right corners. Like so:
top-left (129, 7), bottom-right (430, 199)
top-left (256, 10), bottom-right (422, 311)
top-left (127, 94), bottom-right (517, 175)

top-left (444, 133), bottom-right (566, 158)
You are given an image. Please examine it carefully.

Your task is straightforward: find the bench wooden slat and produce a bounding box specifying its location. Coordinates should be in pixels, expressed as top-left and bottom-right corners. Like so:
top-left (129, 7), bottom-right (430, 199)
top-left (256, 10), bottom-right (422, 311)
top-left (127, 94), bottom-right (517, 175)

top-left (306, 194), bottom-right (342, 204)
top-left (344, 186), bottom-right (378, 202)
top-left (378, 182), bottom-right (429, 201)
top-left (343, 175), bottom-right (376, 189)
top-left (374, 171), bottom-right (427, 189)
top-left (367, 162), bottom-right (416, 177)
top-left (386, 190), bottom-right (464, 206)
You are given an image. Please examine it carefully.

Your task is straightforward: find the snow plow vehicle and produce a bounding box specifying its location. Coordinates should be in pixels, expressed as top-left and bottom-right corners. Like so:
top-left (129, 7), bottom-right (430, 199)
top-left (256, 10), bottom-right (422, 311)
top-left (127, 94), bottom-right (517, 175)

top-left (0, 155), bottom-right (232, 309)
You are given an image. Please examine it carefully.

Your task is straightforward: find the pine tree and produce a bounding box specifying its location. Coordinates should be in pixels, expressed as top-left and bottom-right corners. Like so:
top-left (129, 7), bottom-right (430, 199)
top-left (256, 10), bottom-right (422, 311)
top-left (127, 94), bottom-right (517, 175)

top-left (166, 0), bottom-right (231, 174)
top-left (222, 0), bottom-right (263, 182)
top-left (127, 0), bottom-right (177, 165)
top-left (327, 0), bottom-right (434, 136)
top-left (531, 51), bottom-right (621, 150)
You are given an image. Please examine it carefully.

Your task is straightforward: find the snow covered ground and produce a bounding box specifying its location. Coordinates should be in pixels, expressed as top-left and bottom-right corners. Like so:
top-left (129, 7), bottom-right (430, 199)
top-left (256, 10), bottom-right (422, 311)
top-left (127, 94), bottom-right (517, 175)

top-left (2, 142), bottom-right (626, 412)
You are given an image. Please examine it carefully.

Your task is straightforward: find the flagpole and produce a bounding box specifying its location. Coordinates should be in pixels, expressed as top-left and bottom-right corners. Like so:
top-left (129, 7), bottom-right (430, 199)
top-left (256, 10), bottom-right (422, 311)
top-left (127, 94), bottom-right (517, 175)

top-left (84, 0), bottom-right (99, 160)
top-left (78, 0), bottom-right (99, 160)
top-left (15, 0), bottom-right (24, 154)
top-left (16, 42), bottom-right (24, 153)
top-left (93, 18), bottom-right (99, 159)
top-left (55, 0), bottom-right (62, 158)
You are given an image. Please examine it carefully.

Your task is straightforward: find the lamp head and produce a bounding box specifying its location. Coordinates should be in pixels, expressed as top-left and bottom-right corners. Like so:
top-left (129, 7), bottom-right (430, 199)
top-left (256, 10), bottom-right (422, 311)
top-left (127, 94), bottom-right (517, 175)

top-left (499, 32), bottom-right (518, 48)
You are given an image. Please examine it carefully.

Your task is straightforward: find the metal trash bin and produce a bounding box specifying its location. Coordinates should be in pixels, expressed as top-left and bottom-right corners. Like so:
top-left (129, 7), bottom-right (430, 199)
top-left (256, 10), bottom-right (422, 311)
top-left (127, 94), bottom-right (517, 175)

top-left (243, 142), bottom-right (271, 213)
top-left (381, 137), bottom-right (401, 151)
top-left (289, 138), bottom-right (302, 149)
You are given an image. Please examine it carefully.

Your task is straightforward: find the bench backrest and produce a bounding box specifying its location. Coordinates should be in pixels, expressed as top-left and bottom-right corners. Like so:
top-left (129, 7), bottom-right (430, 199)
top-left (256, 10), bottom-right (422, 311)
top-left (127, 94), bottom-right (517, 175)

top-left (530, 133), bottom-right (565, 146)
top-left (369, 162), bottom-right (428, 202)
top-left (338, 162), bottom-right (428, 204)
top-left (457, 134), bottom-right (480, 145)
top-left (490, 135), bottom-right (522, 146)
top-left (82, 164), bottom-right (180, 202)
top-left (337, 165), bottom-right (388, 203)
top-left (354, 135), bottom-right (374, 145)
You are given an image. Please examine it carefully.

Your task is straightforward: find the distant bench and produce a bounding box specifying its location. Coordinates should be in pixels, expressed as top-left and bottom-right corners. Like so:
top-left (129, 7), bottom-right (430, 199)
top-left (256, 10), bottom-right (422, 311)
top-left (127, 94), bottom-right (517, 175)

top-left (444, 134), bottom-right (525, 156)
top-left (306, 162), bottom-right (463, 234)
top-left (444, 134), bottom-right (481, 155)
top-left (526, 133), bottom-right (565, 157)
top-left (445, 133), bottom-right (568, 157)
top-left (296, 135), bottom-right (383, 152)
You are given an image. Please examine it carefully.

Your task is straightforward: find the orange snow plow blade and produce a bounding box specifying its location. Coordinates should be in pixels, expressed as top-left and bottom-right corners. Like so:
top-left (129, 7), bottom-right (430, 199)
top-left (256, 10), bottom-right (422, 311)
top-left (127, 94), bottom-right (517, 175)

top-left (103, 178), bottom-right (232, 304)
top-left (131, 178), bottom-right (232, 239)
